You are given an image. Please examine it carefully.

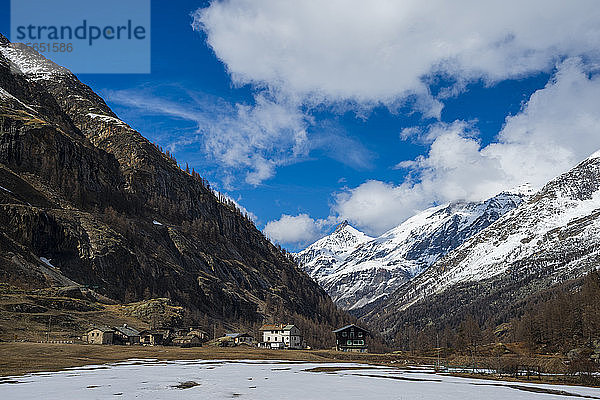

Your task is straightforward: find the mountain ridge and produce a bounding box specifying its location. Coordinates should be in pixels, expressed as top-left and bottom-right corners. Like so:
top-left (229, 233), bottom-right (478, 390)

top-left (364, 150), bottom-right (600, 338)
top-left (0, 35), bottom-right (351, 345)
top-left (297, 190), bottom-right (527, 312)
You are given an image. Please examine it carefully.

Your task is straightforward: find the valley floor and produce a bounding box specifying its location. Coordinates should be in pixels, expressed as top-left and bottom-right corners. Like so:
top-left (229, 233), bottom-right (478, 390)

top-left (1, 356), bottom-right (600, 400)
top-left (0, 343), bottom-right (405, 376)
top-left (0, 343), bottom-right (598, 389)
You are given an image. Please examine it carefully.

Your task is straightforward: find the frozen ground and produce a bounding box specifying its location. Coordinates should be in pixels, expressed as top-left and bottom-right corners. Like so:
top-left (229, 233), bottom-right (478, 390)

top-left (1, 359), bottom-right (599, 400)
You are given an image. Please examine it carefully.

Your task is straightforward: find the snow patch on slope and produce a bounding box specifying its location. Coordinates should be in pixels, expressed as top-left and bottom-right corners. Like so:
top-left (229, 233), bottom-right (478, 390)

top-left (39, 257), bottom-right (55, 268)
top-left (446, 189), bottom-right (600, 285)
top-left (0, 185), bottom-right (13, 194)
top-left (0, 87), bottom-right (13, 100)
top-left (589, 149), bottom-right (600, 161)
top-left (0, 44), bottom-right (69, 81)
top-left (86, 113), bottom-right (128, 127)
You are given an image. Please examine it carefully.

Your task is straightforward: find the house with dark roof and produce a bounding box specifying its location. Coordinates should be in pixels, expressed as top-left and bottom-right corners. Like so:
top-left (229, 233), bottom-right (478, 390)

top-left (258, 324), bottom-right (303, 349)
top-left (113, 324), bottom-right (141, 345)
top-left (139, 329), bottom-right (164, 345)
top-left (225, 332), bottom-right (255, 346)
top-left (333, 324), bottom-right (368, 353)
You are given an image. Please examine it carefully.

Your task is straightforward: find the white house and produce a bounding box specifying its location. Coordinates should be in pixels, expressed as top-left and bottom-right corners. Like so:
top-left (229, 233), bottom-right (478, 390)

top-left (259, 324), bottom-right (303, 349)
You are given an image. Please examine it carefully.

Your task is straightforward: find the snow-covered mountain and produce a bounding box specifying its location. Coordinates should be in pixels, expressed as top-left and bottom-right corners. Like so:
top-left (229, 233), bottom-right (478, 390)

top-left (297, 190), bottom-right (529, 311)
top-left (295, 221), bottom-right (373, 281)
top-left (366, 150), bottom-right (600, 331)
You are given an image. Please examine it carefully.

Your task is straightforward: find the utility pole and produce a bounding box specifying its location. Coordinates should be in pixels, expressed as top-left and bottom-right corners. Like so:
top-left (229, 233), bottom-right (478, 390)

top-left (47, 315), bottom-right (52, 343)
top-left (436, 332), bottom-right (440, 369)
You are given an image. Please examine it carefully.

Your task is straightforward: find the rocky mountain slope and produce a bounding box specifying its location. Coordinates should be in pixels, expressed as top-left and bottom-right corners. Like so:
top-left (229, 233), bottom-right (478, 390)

top-left (297, 190), bottom-right (528, 312)
top-left (0, 34), bottom-right (350, 345)
top-left (365, 151), bottom-right (600, 338)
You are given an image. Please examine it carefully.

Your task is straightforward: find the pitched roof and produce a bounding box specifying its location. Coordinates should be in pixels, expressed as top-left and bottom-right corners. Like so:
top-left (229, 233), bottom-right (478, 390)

top-left (332, 324), bottom-right (369, 334)
top-left (259, 324), bottom-right (296, 331)
top-left (113, 325), bottom-right (140, 337)
top-left (88, 326), bottom-right (114, 333)
top-left (139, 329), bottom-right (163, 335)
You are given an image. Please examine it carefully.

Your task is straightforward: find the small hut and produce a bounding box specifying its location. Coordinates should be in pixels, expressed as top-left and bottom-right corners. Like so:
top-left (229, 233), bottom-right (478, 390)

top-left (225, 333), bottom-right (255, 346)
top-left (86, 327), bottom-right (114, 345)
top-left (139, 329), bottom-right (164, 345)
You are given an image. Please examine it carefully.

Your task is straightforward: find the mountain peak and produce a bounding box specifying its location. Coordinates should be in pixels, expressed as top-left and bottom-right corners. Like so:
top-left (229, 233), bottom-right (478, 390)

top-left (588, 149), bottom-right (600, 161)
top-left (335, 220), bottom-right (350, 232)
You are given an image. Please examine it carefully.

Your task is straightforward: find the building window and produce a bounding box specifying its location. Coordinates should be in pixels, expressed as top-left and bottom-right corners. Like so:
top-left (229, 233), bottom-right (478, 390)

top-left (358, 332), bottom-right (363, 337)
top-left (267, 337), bottom-right (270, 341)
top-left (342, 332), bottom-right (347, 337)
top-left (347, 340), bottom-right (352, 345)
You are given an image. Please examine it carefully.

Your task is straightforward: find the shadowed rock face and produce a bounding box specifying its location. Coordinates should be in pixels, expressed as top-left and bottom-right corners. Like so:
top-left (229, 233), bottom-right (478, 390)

top-left (0, 35), bottom-right (348, 338)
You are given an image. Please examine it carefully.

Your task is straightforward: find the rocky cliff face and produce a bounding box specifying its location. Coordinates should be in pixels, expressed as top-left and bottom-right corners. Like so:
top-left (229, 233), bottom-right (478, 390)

top-left (0, 35), bottom-right (349, 342)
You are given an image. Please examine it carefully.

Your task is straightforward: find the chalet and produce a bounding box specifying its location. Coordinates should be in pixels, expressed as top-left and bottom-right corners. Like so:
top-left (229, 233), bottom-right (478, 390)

top-left (139, 329), bottom-right (164, 346)
top-left (86, 327), bottom-right (114, 345)
top-left (113, 324), bottom-right (141, 345)
top-left (333, 324), bottom-right (368, 353)
top-left (225, 333), bottom-right (255, 346)
top-left (259, 324), bottom-right (303, 349)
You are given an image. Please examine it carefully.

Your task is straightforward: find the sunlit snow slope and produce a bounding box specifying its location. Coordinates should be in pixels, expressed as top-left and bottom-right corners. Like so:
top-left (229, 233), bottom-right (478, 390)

top-left (297, 190), bottom-right (528, 312)
top-left (379, 151), bottom-right (600, 314)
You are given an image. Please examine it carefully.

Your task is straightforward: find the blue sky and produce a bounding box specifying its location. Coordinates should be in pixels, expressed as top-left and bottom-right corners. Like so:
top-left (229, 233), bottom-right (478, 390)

top-left (2, 1), bottom-right (600, 251)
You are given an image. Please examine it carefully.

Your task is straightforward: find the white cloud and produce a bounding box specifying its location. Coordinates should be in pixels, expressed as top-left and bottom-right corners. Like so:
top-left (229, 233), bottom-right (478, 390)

top-left (194, 0), bottom-right (600, 112)
top-left (333, 59), bottom-right (600, 235)
top-left (107, 88), bottom-right (308, 186)
top-left (106, 87), bottom-right (373, 186)
top-left (333, 180), bottom-right (428, 236)
top-left (263, 214), bottom-right (333, 246)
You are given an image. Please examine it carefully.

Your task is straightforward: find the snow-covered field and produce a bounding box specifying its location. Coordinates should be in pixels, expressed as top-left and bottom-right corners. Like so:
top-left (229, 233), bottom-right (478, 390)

top-left (1, 359), bottom-right (599, 400)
